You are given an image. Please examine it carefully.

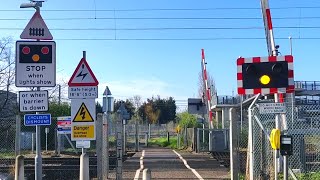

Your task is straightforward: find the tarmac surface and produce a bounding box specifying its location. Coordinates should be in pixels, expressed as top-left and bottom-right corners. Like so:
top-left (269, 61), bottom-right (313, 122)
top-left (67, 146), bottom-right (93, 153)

top-left (109, 147), bottom-right (230, 180)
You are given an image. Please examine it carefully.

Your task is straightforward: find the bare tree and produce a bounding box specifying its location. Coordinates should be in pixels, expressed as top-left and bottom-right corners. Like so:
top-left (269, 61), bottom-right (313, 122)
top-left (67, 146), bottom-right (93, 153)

top-left (0, 37), bottom-right (16, 118)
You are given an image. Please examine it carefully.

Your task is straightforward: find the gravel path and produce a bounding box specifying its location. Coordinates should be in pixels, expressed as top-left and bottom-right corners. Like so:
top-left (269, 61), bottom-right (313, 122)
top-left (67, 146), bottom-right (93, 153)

top-left (109, 147), bottom-right (230, 180)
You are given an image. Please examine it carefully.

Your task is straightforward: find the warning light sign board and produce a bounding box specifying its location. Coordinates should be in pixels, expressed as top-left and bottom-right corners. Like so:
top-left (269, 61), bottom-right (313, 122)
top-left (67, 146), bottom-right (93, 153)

top-left (15, 41), bottom-right (56, 87)
top-left (71, 99), bottom-right (96, 141)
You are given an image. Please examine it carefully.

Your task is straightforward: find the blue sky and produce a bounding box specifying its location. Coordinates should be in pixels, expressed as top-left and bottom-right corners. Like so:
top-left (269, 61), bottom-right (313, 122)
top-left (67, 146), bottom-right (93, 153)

top-left (1, 0), bottom-right (320, 110)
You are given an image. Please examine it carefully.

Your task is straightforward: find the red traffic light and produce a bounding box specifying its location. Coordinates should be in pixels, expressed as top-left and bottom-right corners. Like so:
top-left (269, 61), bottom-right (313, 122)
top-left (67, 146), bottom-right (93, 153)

top-left (22, 46), bottom-right (30, 55)
top-left (41, 46), bottom-right (49, 55)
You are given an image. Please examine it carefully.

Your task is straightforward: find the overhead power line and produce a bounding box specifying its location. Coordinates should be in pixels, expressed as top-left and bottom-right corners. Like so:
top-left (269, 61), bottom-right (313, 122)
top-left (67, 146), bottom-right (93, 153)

top-left (0, 16), bottom-right (319, 21)
top-left (1, 6), bottom-right (320, 12)
top-left (1, 26), bottom-right (319, 31)
top-left (13, 37), bottom-right (318, 41)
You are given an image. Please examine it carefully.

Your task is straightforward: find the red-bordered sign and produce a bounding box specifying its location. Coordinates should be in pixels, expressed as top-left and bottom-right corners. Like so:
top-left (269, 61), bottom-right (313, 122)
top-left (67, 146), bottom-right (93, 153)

top-left (68, 58), bottom-right (99, 86)
top-left (237, 55), bottom-right (294, 95)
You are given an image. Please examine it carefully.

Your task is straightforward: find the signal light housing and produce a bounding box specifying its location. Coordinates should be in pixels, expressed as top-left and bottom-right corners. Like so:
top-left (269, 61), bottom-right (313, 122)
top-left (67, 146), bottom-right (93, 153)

top-left (19, 44), bottom-right (52, 63)
top-left (237, 55), bottom-right (294, 95)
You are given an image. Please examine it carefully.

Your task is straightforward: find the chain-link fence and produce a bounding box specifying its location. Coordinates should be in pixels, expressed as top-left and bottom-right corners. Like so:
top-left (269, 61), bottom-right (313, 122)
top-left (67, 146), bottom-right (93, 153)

top-left (245, 95), bottom-right (320, 179)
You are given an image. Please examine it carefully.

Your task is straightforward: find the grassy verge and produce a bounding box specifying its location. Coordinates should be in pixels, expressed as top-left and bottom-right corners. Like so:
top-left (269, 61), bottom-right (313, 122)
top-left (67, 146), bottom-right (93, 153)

top-left (149, 137), bottom-right (178, 149)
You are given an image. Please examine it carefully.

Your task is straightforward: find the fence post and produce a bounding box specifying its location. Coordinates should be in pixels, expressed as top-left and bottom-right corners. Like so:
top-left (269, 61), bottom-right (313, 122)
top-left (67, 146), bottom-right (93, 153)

top-left (103, 113), bottom-right (109, 179)
top-left (32, 133), bottom-right (35, 154)
top-left (196, 128), bottom-right (200, 153)
top-left (96, 113), bottom-right (103, 180)
top-left (184, 127), bottom-right (187, 147)
top-left (143, 168), bottom-right (151, 180)
top-left (15, 155), bottom-right (24, 180)
top-left (145, 132), bottom-right (148, 147)
top-left (79, 153), bottom-right (89, 180)
top-left (230, 108), bottom-right (239, 180)
top-left (15, 115), bottom-right (21, 156)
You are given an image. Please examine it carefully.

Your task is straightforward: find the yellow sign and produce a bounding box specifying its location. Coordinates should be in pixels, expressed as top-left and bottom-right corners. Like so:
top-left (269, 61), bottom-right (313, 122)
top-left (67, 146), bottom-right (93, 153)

top-left (72, 125), bottom-right (95, 139)
top-left (73, 103), bottom-right (94, 122)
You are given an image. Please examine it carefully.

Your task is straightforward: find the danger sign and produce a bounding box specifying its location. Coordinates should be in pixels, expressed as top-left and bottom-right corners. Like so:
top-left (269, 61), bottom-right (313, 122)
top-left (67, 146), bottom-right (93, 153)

top-left (72, 125), bottom-right (95, 139)
top-left (71, 99), bottom-right (96, 141)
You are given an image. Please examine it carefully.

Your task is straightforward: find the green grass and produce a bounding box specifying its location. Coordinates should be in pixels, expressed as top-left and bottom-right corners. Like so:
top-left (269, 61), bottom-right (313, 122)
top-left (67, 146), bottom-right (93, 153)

top-left (0, 152), bottom-right (15, 158)
top-left (149, 137), bottom-right (178, 149)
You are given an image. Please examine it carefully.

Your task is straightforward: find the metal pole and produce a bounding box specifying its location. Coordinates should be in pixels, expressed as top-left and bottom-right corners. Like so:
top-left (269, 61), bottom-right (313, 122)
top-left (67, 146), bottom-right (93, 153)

top-left (289, 36), bottom-right (292, 55)
top-left (248, 94), bottom-right (260, 180)
top-left (260, 1), bottom-right (282, 178)
top-left (284, 156), bottom-right (288, 180)
top-left (202, 123), bottom-right (205, 143)
top-left (240, 95), bottom-right (243, 132)
top-left (15, 155), bottom-right (24, 180)
top-left (79, 153), bottom-right (89, 180)
top-left (15, 115), bottom-right (21, 156)
top-left (81, 50), bottom-right (86, 156)
top-left (35, 87), bottom-right (42, 180)
top-left (45, 132), bottom-right (47, 152)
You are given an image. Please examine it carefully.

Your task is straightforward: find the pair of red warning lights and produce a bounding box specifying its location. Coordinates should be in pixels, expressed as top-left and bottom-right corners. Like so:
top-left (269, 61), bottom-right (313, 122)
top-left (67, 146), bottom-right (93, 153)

top-left (21, 45), bottom-right (50, 62)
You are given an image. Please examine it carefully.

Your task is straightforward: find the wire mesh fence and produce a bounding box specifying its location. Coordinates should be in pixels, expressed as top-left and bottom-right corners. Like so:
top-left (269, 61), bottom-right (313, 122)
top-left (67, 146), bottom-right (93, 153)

top-left (245, 95), bottom-right (320, 179)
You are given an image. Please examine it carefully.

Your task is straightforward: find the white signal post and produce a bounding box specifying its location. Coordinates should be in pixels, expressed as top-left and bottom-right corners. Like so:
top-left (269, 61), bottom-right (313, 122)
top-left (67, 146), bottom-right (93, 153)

top-left (18, 1), bottom-right (56, 180)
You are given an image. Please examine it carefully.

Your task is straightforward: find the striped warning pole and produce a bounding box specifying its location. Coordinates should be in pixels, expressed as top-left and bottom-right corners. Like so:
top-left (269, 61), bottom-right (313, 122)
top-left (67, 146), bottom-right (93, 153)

top-left (260, 1), bottom-right (286, 180)
top-left (201, 49), bottom-right (213, 129)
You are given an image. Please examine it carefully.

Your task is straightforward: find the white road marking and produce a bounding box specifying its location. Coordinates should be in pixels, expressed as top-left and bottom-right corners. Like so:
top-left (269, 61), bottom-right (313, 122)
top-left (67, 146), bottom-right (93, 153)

top-left (134, 150), bottom-right (145, 180)
top-left (173, 150), bottom-right (204, 180)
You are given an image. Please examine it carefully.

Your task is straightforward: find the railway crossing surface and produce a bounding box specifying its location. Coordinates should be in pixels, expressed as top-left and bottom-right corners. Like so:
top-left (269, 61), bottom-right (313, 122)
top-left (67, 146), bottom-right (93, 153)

top-left (109, 147), bottom-right (230, 180)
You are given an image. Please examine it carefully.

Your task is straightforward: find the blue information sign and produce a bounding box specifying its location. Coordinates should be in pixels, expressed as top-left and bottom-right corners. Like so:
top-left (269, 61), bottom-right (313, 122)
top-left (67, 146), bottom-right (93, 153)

top-left (24, 114), bottom-right (51, 126)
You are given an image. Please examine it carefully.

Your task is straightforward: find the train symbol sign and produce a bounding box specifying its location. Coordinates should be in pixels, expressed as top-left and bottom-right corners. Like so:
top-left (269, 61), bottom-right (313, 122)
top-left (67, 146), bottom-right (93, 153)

top-left (20, 11), bottom-right (53, 40)
top-left (68, 58), bottom-right (99, 86)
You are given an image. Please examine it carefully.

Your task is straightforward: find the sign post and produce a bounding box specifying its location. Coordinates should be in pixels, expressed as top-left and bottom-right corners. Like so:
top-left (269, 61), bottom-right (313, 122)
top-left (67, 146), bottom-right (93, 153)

top-left (17, 2), bottom-right (55, 179)
top-left (68, 51), bottom-right (99, 178)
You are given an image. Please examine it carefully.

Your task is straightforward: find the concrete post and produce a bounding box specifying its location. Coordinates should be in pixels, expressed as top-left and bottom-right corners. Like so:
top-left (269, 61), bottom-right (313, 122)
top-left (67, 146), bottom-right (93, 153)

top-left (15, 115), bottom-right (21, 156)
top-left (96, 113), bottom-right (103, 180)
top-left (148, 124), bottom-right (151, 139)
top-left (143, 168), bottom-right (151, 180)
top-left (230, 108), bottom-right (239, 180)
top-left (196, 128), bottom-right (200, 153)
top-left (103, 113), bottom-right (109, 179)
top-left (57, 134), bottom-right (61, 156)
top-left (135, 119), bottom-right (139, 152)
top-left (79, 153), bottom-right (89, 180)
top-left (15, 155), bottom-right (24, 180)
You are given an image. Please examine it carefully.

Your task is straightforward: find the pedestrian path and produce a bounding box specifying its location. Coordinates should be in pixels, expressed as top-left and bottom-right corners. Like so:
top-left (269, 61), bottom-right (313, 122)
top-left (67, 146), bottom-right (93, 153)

top-left (109, 147), bottom-right (230, 180)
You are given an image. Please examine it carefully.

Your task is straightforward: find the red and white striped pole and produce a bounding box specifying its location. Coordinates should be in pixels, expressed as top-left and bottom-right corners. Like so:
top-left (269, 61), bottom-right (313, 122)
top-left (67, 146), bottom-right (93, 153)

top-left (260, 1), bottom-right (285, 180)
top-left (201, 49), bottom-right (213, 129)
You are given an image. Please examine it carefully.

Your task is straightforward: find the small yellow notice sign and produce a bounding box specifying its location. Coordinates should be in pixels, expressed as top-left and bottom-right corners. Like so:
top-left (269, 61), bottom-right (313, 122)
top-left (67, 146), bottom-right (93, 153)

top-left (72, 125), bottom-right (95, 139)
